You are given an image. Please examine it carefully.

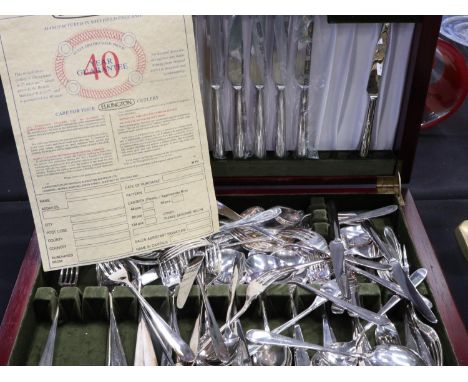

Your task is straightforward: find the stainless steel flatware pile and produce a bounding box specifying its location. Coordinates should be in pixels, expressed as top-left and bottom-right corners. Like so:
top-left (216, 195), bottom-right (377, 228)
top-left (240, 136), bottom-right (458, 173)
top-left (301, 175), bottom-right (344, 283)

top-left (44, 200), bottom-right (442, 366)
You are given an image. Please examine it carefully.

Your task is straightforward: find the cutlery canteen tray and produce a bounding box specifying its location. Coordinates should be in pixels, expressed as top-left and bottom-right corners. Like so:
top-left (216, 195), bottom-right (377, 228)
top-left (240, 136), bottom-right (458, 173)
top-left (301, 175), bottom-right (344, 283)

top-left (0, 15), bottom-right (467, 366)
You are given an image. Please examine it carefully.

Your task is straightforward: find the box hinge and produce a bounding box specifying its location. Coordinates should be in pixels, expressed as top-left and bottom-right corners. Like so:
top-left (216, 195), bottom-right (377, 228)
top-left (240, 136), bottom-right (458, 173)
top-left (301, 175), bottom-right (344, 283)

top-left (376, 172), bottom-right (404, 206)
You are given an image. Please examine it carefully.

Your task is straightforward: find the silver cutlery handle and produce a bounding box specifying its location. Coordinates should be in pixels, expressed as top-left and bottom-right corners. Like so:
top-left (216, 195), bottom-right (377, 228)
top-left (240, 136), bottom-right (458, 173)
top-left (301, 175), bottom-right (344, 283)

top-left (293, 325), bottom-right (311, 366)
top-left (296, 86), bottom-right (308, 158)
top-left (125, 281), bottom-right (195, 363)
top-left (254, 85), bottom-right (266, 159)
top-left (211, 85), bottom-right (225, 159)
top-left (38, 305), bottom-right (59, 366)
top-left (359, 95), bottom-right (377, 158)
top-left (107, 293), bottom-right (128, 366)
top-left (275, 85), bottom-right (286, 158)
top-left (290, 281), bottom-right (390, 326)
top-left (340, 205), bottom-right (398, 225)
top-left (247, 330), bottom-right (357, 358)
top-left (248, 295), bottom-right (327, 356)
top-left (233, 85), bottom-right (245, 159)
top-left (134, 315), bottom-right (158, 366)
top-left (389, 261), bottom-right (437, 323)
top-left (197, 275), bottom-right (231, 362)
top-left (141, 309), bottom-right (175, 366)
top-left (322, 308), bottom-right (337, 347)
top-left (289, 289), bottom-right (311, 366)
top-left (358, 269), bottom-right (427, 340)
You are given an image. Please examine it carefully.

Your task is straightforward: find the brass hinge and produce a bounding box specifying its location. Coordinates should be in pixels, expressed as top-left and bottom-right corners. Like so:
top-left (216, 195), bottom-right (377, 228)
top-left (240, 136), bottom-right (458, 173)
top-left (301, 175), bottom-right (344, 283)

top-left (376, 172), bottom-right (405, 206)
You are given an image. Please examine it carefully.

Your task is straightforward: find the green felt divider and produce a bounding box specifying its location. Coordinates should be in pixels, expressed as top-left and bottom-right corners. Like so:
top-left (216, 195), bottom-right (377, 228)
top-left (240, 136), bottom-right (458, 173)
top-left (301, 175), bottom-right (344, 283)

top-left (33, 287), bottom-right (57, 322)
top-left (59, 287), bottom-right (82, 322)
top-left (313, 222), bottom-right (330, 240)
top-left (7, 193), bottom-right (458, 365)
top-left (82, 287), bottom-right (108, 322)
top-left (311, 209), bottom-right (329, 223)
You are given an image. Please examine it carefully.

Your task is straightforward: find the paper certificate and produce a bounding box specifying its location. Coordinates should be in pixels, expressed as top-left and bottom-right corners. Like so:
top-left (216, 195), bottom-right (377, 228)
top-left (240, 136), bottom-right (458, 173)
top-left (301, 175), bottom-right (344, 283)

top-left (0, 16), bottom-right (219, 271)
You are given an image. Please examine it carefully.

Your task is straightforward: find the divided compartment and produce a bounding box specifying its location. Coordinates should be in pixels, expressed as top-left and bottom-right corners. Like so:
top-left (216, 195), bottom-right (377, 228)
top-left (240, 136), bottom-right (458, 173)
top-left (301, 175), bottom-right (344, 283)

top-left (7, 193), bottom-right (458, 365)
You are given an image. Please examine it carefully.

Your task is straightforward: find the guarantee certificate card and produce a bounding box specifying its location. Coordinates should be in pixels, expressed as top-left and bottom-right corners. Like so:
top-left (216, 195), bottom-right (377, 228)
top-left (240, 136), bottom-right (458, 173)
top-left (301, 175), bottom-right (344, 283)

top-left (0, 16), bottom-right (219, 271)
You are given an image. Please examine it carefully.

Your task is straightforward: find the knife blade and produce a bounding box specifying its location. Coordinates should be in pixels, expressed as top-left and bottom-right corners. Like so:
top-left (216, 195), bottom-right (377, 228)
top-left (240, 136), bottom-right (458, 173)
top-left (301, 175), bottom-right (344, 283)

top-left (362, 221), bottom-right (437, 323)
top-left (273, 16), bottom-right (291, 158)
top-left (290, 281), bottom-right (391, 326)
top-left (206, 16), bottom-right (226, 159)
top-left (359, 268), bottom-right (428, 336)
top-left (176, 255), bottom-right (204, 309)
top-left (250, 16), bottom-right (266, 86)
top-left (340, 205), bottom-right (398, 225)
top-left (359, 22), bottom-right (391, 158)
top-left (251, 16), bottom-right (267, 159)
top-left (228, 16), bottom-right (246, 158)
top-left (328, 201), bottom-right (347, 298)
top-left (294, 16), bottom-right (314, 158)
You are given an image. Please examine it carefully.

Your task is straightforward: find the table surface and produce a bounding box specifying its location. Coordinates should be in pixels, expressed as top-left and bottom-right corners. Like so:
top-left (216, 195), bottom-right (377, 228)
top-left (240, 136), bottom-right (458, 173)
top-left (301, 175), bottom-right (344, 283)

top-left (0, 86), bottom-right (467, 331)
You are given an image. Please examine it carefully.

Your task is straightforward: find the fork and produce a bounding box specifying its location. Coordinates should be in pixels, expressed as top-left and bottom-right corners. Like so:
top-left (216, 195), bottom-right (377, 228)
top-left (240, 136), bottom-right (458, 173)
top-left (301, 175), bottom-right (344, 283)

top-left (197, 260), bottom-right (324, 356)
top-left (99, 261), bottom-right (195, 363)
top-left (96, 264), bottom-right (127, 366)
top-left (38, 267), bottom-right (79, 366)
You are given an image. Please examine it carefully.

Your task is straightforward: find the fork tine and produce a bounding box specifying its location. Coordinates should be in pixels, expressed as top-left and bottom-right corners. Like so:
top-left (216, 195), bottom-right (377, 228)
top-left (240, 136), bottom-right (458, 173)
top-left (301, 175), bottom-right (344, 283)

top-left (110, 261), bottom-right (119, 272)
top-left (58, 268), bottom-right (65, 285)
top-left (66, 267), bottom-right (72, 285)
top-left (65, 267), bottom-right (72, 285)
top-left (73, 267), bottom-right (79, 285)
top-left (101, 262), bottom-right (111, 275)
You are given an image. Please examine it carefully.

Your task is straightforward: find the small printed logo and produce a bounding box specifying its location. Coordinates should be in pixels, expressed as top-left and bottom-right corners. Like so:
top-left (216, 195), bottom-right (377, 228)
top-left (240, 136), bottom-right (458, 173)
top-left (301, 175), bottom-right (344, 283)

top-left (98, 99), bottom-right (135, 111)
top-left (55, 29), bottom-right (146, 100)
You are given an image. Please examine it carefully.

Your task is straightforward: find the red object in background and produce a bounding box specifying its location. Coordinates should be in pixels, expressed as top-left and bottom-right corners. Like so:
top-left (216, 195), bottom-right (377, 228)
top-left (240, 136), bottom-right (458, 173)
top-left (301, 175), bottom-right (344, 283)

top-left (421, 38), bottom-right (468, 129)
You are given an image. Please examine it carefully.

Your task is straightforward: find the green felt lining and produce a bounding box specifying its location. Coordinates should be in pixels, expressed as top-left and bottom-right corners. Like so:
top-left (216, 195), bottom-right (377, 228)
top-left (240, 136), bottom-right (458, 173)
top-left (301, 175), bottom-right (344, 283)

top-left (210, 151), bottom-right (397, 178)
top-left (7, 193), bottom-right (458, 365)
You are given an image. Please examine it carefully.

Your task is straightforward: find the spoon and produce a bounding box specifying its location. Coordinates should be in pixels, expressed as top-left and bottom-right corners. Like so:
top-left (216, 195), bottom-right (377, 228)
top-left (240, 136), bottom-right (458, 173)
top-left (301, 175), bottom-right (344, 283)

top-left (244, 252), bottom-right (283, 281)
top-left (246, 330), bottom-right (426, 366)
top-left (274, 206), bottom-right (304, 226)
top-left (251, 297), bottom-right (292, 366)
top-left (213, 249), bottom-right (244, 284)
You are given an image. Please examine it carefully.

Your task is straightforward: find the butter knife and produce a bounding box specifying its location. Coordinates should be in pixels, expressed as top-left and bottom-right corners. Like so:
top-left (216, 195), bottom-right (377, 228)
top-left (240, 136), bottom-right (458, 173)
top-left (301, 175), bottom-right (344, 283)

top-left (328, 201), bottom-right (347, 299)
top-left (207, 16), bottom-right (226, 159)
top-left (176, 255), bottom-right (205, 309)
top-left (228, 16), bottom-right (246, 159)
top-left (251, 16), bottom-right (267, 159)
top-left (294, 16), bottom-right (314, 158)
top-left (359, 23), bottom-right (391, 158)
top-left (339, 205), bottom-right (398, 225)
top-left (362, 221), bottom-right (437, 323)
top-left (290, 280), bottom-right (391, 326)
top-left (273, 16), bottom-right (290, 158)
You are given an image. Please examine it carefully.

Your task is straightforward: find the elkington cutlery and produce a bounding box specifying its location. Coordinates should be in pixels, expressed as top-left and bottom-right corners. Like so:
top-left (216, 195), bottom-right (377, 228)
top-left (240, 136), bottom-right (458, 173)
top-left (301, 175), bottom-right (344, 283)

top-left (228, 16), bottom-right (246, 159)
top-left (251, 16), bottom-right (267, 159)
top-left (207, 16), bottom-right (226, 159)
top-left (359, 23), bottom-right (391, 158)
top-left (294, 16), bottom-right (314, 158)
top-left (272, 16), bottom-right (291, 158)
top-left (61, 200), bottom-right (443, 366)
